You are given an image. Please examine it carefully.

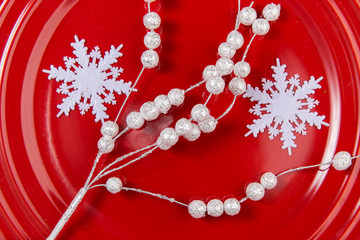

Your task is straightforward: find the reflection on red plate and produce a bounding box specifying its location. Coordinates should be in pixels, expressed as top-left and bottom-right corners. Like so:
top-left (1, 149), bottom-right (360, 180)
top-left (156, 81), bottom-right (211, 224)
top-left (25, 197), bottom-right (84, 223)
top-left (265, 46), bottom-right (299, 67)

top-left (0, 0), bottom-right (359, 239)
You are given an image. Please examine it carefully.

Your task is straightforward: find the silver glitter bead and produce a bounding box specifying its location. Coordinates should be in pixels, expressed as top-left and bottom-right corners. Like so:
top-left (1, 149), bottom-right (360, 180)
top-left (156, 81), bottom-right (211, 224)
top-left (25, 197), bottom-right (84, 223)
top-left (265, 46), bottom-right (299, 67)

top-left (143, 12), bottom-right (161, 30)
top-left (191, 104), bottom-right (210, 122)
top-left (218, 42), bottom-right (236, 58)
top-left (101, 121), bottom-right (119, 138)
top-left (207, 199), bottom-right (224, 217)
top-left (188, 200), bottom-right (206, 219)
top-left (260, 172), bottom-right (277, 190)
top-left (175, 118), bottom-right (192, 136)
top-left (159, 127), bottom-right (179, 146)
top-left (126, 111), bottom-right (145, 129)
top-left (263, 3), bottom-right (281, 22)
top-left (216, 57), bottom-right (234, 76)
top-left (105, 177), bottom-right (123, 194)
top-left (234, 61), bottom-right (251, 78)
top-left (206, 77), bottom-right (225, 95)
top-left (168, 88), bottom-right (185, 106)
top-left (229, 77), bottom-right (246, 96)
top-left (224, 198), bottom-right (241, 216)
top-left (332, 151), bottom-right (352, 171)
top-left (144, 31), bottom-right (161, 49)
top-left (140, 101), bottom-right (160, 121)
top-left (141, 50), bottom-right (159, 69)
top-left (198, 116), bottom-right (217, 133)
top-left (202, 65), bottom-right (219, 80)
top-left (184, 123), bottom-right (201, 141)
top-left (226, 30), bottom-right (244, 50)
top-left (154, 94), bottom-right (171, 114)
top-left (239, 7), bottom-right (257, 26)
top-left (252, 18), bottom-right (270, 36)
top-left (144, 0), bottom-right (156, 2)
top-left (97, 136), bottom-right (115, 153)
top-left (246, 182), bottom-right (265, 201)
top-left (156, 137), bottom-right (172, 150)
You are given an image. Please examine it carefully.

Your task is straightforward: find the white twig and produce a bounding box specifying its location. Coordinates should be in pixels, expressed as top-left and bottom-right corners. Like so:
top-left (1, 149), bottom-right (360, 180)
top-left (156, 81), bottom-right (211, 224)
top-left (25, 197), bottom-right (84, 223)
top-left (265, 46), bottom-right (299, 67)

top-left (122, 187), bottom-right (188, 207)
top-left (115, 67), bottom-right (145, 122)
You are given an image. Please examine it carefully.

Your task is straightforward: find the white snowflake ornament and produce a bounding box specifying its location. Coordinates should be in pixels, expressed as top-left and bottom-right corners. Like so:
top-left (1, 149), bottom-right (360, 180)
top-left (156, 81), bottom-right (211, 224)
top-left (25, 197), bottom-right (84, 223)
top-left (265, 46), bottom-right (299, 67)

top-left (43, 35), bottom-right (134, 122)
top-left (243, 58), bottom-right (329, 155)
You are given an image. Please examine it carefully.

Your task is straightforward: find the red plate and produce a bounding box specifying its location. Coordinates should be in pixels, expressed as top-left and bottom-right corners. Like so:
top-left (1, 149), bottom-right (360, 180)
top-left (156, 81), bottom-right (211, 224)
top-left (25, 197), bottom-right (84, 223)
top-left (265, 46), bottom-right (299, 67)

top-left (0, 0), bottom-right (360, 239)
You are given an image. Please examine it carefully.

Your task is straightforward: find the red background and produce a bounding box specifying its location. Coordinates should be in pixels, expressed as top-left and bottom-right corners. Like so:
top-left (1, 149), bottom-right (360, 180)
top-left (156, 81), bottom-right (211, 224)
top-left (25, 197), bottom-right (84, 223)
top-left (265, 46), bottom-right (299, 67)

top-left (0, 0), bottom-right (360, 239)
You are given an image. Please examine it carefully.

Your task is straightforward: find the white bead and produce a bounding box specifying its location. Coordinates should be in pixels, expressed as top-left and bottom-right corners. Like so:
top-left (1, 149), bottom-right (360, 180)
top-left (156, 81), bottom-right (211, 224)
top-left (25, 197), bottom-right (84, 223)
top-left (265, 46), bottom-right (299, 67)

top-left (140, 101), bottom-right (159, 121)
top-left (156, 137), bottom-right (172, 150)
top-left (175, 118), bottom-right (192, 136)
top-left (198, 116), bottom-right (217, 133)
top-left (97, 136), bottom-right (115, 153)
top-left (141, 50), bottom-right (159, 69)
top-left (184, 123), bottom-right (201, 141)
top-left (263, 3), bottom-right (281, 22)
top-left (260, 172), bottom-right (277, 190)
top-left (168, 88), bottom-right (185, 106)
top-left (224, 198), bottom-right (241, 216)
top-left (191, 104), bottom-right (210, 122)
top-left (216, 57), bottom-right (234, 76)
top-left (105, 177), bottom-right (123, 194)
top-left (207, 199), bottom-right (224, 217)
top-left (206, 77), bottom-right (225, 95)
top-left (226, 30), bottom-right (244, 50)
top-left (239, 7), bottom-right (257, 26)
top-left (234, 61), bottom-right (251, 78)
top-left (229, 77), bottom-right (246, 96)
top-left (246, 182), bottom-right (265, 201)
top-left (144, 0), bottom-right (156, 2)
top-left (202, 65), bottom-right (219, 80)
top-left (126, 111), bottom-right (145, 129)
top-left (154, 94), bottom-right (171, 114)
top-left (143, 12), bottom-right (161, 30)
top-left (101, 121), bottom-right (119, 138)
top-left (159, 127), bottom-right (179, 146)
top-left (252, 18), bottom-right (270, 36)
top-left (332, 151), bottom-right (352, 171)
top-left (218, 42), bottom-right (236, 58)
top-left (144, 31), bottom-right (161, 49)
top-left (188, 200), bottom-right (206, 218)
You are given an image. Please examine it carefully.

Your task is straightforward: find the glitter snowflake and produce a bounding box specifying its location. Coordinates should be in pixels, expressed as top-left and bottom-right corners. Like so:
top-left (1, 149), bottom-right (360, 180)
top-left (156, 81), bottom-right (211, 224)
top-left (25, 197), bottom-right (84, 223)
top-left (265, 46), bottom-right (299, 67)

top-left (43, 35), bottom-right (133, 122)
top-left (243, 58), bottom-right (329, 155)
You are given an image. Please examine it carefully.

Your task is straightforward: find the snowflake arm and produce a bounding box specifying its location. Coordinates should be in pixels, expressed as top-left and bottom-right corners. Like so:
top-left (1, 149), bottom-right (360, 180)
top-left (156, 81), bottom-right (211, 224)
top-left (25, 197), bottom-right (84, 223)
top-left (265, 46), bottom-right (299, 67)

top-left (297, 109), bottom-right (329, 129)
top-left (90, 94), bottom-right (109, 123)
top-left (103, 78), bottom-right (133, 96)
top-left (271, 58), bottom-right (288, 93)
top-left (280, 121), bottom-right (297, 156)
top-left (98, 45), bottom-right (123, 72)
top-left (57, 90), bottom-right (82, 117)
top-left (243, 84), bottom-right (272, 104)
top-left (294, 76), bottom-right (323, 99)
top-left (245, 113), bottom-right (274, 137)
top-left (71, 35), bottom-right (89, 67)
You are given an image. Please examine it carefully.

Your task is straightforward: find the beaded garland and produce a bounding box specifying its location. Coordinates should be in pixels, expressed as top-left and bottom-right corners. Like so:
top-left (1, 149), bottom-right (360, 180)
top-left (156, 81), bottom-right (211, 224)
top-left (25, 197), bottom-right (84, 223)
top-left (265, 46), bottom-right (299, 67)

top-left (46, 1), bottom-right (359, 239)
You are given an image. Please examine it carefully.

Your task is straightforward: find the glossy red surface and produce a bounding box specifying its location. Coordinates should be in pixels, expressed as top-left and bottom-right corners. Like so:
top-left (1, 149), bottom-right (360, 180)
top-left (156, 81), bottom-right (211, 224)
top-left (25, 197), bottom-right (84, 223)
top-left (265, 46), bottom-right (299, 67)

top-left (0, 0), bottom-right (360, 239)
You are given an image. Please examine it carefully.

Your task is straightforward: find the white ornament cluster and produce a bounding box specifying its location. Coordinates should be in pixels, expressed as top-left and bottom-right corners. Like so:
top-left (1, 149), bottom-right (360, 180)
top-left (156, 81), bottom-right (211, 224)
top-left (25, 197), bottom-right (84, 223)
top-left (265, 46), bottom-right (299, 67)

top-left (204, 3), bottom-right (281, 99)
top-left (126, 88), bottom-right (185, 130)
top-left (141, 0), bottom-right (161, 68)
top-left (187, 171), bottom-right (276, 218)
top-left (188, 151), bottom-right (354, 219)
top-left (98, 121), bottom-right (119, 153)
